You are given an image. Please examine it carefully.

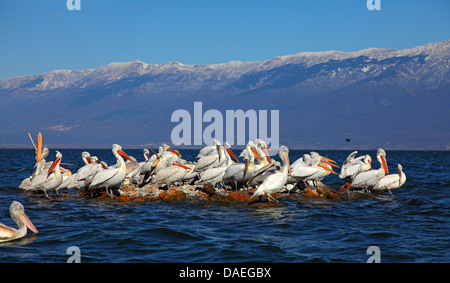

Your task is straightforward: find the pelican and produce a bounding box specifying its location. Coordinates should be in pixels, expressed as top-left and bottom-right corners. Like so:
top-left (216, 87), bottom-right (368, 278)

top-left (0, 201), bottom-right (38, 242)
top-left (249, 145), bottom-right (291, 202)
top-left (198, 145), bottom-right (238, 187)
top-left (339, 151), bottom-right (372, 180)
top-left (54, 167), bottom-right (73, 193)
top-left (194, 144), bottom-right (228, 172)
top-left (139, 151), bottom-right (170, 187)
top-left (351, 148), bottom-right (389, 191)
top-left (151, 162), bottom-right (192, 185)
top-left (26, 151), bottom-right (64, 198)
top-left (67, 152), bottom-right (106, 190)
top-left (222, 143), bottom-right (261, 188)
top-left (196, 139), bottom-right (221, 159)
top-left (81, 151), bottom-right (92, 165)
top-left (291, 153), bottom-right (337, 187)
top-left (373, 164), bottom-right (406, 196)
top-left (85, 144), bottom-right (132, 192)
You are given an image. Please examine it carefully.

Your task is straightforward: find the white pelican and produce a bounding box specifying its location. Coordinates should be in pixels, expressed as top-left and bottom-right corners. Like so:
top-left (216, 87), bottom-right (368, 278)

top-left (222, 143), bottom-right (261, 188)
top-left (194, 144), bottom-right (228, 172)
top-left (339, 152), bottom-right (372, 180)
top-left (249, 145), bottom-right (291, 202)
top-left (26, 151), bottom-right (63, 198)
top-left (351, 148), bottom-right (389, 190)
top-left (86, 144), bottom-right (132, 192)
top-left (291, 153), bottom-right (337, 187)
top-left (54, 167), bottom-right (73, 193)
top-left (139, 151), bottom-right (170, 187)
top-left (198, 145), bottom-right (238, 187)
top-left (67, 153), bottom-right (106, 190)
top-left (0, 201), bottom-right (38, 242)
top-left (151, 162), bottom-right (192, 185)
top-left (373, 164), bottom-right (406, 196)
top-left (196, 139), bottom-right (221, 159)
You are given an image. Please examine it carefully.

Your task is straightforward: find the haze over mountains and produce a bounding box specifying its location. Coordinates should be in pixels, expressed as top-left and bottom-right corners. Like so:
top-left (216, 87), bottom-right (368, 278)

top-left (1, 40), bottom-right (449, 150)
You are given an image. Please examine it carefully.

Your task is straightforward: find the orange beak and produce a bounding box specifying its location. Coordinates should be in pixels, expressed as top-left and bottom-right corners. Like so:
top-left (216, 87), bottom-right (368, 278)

top-left (321, 156), bottom-right (336, 163)
top-left (18, 211), bottom-right (38, 234)
top-left (262, 148), bottom-right (271, 163)
top-left (250, 147), bottom-right (262, 162)
top-left (167, 149), bottom-right (181, 156)
top-left (318, 164), bottom-right (338, 175)
top-left (320, 160), bottom-right (340, 168)
top-left (118, 150), bottom-right (132, 162)
top-left (47, 158), bottom-right (61, 176)
top-left (173, 162), bottom-right (191, 170)
top-left (381, 156), bottom-right (389, 175)
top-left (226, 148), bottom-right (239, 163)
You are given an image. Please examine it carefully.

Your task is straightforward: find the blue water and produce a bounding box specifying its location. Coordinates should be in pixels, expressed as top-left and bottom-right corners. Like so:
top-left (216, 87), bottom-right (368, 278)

top-left (0, 149), bottom-right (448, 263)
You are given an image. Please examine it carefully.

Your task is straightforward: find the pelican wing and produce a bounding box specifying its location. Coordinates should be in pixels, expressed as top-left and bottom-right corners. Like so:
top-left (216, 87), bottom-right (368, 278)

top-left (88, 168), bottom-right (120, 188)
top-left (0, 223), bottom-right (16, 240)
top-left (246, 163), bottom-right (276, 185)
top-left (373, 174), bottom-right (399, 191)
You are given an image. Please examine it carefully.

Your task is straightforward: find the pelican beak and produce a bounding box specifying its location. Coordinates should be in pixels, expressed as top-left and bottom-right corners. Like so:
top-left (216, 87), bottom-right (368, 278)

top-left (262, 148), bottom-right (271, 163)
top-left (167, 149), bottom-right (181, 156)
top-left (284, 151), bottom-right (291, 176)
top-left (18, 210), bottom-right (38, 234)
top-left (118, 150), bottom-right (132, 162)
top-left (60, 166), bottom-right (72, 177)
top-left (216, 144), bottom-right (222, 161)
top-left (226, 148), bottom-right (239, 163)
top-left (47, 158), bottom-right (61, 177)
top-left (381, 156), bottom-right (389, 175)
top-left (173, 162), bottom-right (191, 170)
top-left (320, 160), bottom-right (340, 168)
top-left (318, 164), bottom-right (338, 175)
top-left (368, 160), bottom-right (371, 170)
top-left (250, 147), bottom-right (262, 162)
top-left (36, 132), bottom-right (42, 162)
top-left (321, 156), bottom-right (336, 163)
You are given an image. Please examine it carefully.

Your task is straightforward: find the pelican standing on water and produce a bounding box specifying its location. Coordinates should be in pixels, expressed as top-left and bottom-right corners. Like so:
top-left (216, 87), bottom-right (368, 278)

top-left (0, 201), bottom-right (38, 242)
top-left (249, 145), bottom-right (291, 203)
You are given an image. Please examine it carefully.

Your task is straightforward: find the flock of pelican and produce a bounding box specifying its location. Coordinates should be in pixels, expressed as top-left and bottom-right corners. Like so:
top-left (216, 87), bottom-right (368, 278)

top-left (2, 133), bottom-right (407, 242)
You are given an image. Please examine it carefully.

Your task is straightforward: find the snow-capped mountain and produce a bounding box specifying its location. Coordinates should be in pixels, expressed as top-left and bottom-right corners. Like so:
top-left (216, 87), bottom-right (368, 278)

top-left (1, 40), bottom-right (449, 149)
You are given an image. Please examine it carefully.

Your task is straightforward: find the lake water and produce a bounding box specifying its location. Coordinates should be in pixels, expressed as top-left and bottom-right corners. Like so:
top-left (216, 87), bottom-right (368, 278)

top-left (0, 149), bottom-right (448, 263)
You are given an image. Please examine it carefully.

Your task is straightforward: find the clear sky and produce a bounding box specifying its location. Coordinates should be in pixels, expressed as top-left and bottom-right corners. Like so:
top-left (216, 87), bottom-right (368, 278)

top-left (0, 0), bottom-right (449, 79)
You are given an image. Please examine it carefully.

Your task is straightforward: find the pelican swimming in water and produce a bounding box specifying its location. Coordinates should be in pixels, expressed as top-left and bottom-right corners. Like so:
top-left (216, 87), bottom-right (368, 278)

top-left (0, 201), bottom-right (38, 242)
top-left (85, 144), bottom-right (132, 192)
top-left (249, 145), bottom-right (291, 202)
top-left (373, 164), bottom-right (406, 196)
top-left (351, 148), bottom-right (389, 191)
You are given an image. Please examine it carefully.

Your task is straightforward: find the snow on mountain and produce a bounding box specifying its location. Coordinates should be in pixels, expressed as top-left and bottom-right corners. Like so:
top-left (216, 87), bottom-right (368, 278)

top-left (0, 40), bottom-right (449, 148)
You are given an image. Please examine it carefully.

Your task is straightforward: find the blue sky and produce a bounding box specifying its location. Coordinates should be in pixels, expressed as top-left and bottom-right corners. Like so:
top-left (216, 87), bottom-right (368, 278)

top-left (0, 0), bottom-right (449, 79)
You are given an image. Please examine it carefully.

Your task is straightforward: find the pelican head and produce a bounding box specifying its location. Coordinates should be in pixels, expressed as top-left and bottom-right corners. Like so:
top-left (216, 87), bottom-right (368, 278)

top-left (47, 150), bottom-right (62, 177)
top-left (10, 201), bottom-right (39, 235)
top-left (278, 145), bottom-right (291, 176)
top-left (377, 148), bottom-right (389, 175)
top-left (112, 144), bottom-right (132, 162)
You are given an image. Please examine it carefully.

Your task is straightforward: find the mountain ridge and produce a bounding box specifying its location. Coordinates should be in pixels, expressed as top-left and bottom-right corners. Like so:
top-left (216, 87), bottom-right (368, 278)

top-left (1, 40), bottom-right (449, 149)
